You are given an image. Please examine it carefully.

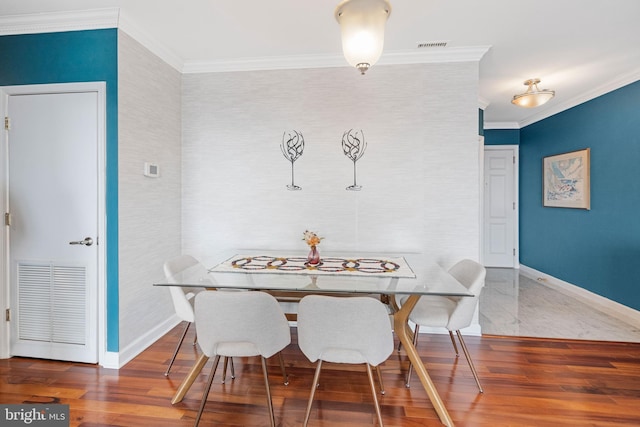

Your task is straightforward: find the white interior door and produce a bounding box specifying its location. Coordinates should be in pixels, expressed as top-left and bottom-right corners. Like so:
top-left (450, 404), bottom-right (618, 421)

top-left (483, 146), bottom-right (518, 267)
top-left (7, 88), bottom-right (100, 363)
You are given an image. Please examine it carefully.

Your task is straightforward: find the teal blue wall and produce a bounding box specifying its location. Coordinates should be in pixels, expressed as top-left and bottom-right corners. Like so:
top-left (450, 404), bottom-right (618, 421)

top-left (519, 81), bottom-right (640, 311)
top-left (485, 128), bottom-right (519, 145)
top-left (0, 29), bottom-right (119, 351)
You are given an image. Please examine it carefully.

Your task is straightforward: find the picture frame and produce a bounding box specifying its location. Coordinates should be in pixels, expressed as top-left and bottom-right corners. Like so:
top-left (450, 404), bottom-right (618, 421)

top-left (543, 148), bottom-right (590, 210)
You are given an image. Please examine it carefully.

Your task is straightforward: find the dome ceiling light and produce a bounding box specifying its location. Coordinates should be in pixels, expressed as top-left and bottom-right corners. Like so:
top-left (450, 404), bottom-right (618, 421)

top-left (335, 0), bottom-right (392, 75)
top-left (511, 78), bottom-right (555, 108)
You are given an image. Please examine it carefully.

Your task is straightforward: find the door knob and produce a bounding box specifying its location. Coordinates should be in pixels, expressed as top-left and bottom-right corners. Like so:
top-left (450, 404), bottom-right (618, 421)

top-left (69, 237), bottom-right (93, 246)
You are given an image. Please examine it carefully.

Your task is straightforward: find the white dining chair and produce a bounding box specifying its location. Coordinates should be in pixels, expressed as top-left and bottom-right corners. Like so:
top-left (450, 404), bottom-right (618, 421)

top-left (163, 255), bottom-right (205, 376)
top-left (193, 290), bottom-right (291, 427)
top-left (297, 295), bottom-right (394, 427)
top-left (399, 259), bottom-right (486, 392)
top-left (163, 254), bottom-right (236, 381)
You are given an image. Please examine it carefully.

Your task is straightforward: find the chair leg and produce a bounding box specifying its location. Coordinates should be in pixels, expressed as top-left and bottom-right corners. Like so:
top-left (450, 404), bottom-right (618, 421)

top-left (260, 356), bottom-right (276, 427)
top-left (375, 365), bottom-right (385, 395)
top-left (448, 330), bottom-right (459, 356)
top-left (165, 321), bottom-right (191, 376)
top-left (193, 355), bottom-right (221, 427)
top-left (366, 364), bottom-right (385, 427)
top-left (405, 324), bottom-right (420, 388)
top-left (222, 357), bottom-right (235, 384)
top-left (455, 330), bottom-right (483, 393)
top-left (222, 357), bottom-right (228, 383)
top-left (278, 351), bottom-right (289, 385)
top-left (303, 360), bottom-right (323, 427)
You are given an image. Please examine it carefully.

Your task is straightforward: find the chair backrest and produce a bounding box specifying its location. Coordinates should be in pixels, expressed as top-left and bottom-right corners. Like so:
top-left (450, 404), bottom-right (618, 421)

top-left (164, 255), bottom-right (208, 323)
top-left (194, 291), bottom-right (291, 359)
top-left (164, 254), bottom-right (205, 283)
top-left (447, 259), bottom-right (486, 331)
top-left (297, 295), bottom-right (394, 366)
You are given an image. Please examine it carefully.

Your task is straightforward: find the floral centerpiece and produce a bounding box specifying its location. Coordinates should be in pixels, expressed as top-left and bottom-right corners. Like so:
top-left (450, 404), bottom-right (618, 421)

top-left (303, 230), bottom-right (323, 265)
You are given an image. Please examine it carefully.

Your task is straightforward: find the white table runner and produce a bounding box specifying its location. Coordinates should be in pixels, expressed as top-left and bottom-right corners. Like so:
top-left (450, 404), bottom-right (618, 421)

top-left (210, 254), bottom-right (416, 278)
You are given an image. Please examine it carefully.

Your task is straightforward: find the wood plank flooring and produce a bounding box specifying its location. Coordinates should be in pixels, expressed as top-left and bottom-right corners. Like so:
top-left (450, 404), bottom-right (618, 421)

top-left (2, 326), bottom-right (640, 426)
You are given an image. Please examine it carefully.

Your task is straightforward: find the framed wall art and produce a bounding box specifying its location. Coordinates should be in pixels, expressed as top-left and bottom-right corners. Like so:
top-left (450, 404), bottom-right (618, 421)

top-left (543, 148), bottom-right (590, 210)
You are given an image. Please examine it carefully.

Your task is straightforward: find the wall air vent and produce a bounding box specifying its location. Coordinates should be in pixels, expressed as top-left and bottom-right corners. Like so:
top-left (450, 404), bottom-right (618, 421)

top-left (417, 41), bottom-right (449, 48)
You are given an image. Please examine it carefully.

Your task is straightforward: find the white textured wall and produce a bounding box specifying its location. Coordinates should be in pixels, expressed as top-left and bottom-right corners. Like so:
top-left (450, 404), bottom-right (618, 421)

top-left (118, 31), bottom-right (182, 351)
top-left (182, 63), bottom-right (480, 268)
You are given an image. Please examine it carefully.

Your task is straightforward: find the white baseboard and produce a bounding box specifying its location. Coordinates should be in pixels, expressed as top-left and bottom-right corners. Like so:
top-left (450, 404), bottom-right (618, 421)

top-left (520, 264), bottom-right (640, 329)
top-left (102, 315), bottom-right (181, 369)
top-left (100, 351), bottom-right (120, 369)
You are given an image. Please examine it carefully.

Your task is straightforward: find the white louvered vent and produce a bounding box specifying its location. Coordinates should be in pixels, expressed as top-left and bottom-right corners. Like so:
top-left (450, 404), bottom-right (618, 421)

top-left (53, 266), bottom-right (86, 345)
top-left (18, 262), bottom-right (86, 345)
top-left (17, 264), bottom-right (52, 342)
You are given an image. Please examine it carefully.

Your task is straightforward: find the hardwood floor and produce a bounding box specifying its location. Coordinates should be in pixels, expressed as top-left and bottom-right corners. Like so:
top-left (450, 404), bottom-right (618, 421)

top-left (2, 326), bottom-right (640, 426)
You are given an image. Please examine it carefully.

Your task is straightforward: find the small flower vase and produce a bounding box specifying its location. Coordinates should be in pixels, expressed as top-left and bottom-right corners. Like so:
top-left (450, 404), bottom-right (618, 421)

top-left (307, 245), bottom-right (320, 265)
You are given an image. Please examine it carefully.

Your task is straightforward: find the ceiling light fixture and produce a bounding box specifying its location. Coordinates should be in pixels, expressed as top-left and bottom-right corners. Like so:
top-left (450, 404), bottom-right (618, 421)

top-left (511, 78), bottom-right (555, 108)
top-left (335, 0), bottom-right (391, 75)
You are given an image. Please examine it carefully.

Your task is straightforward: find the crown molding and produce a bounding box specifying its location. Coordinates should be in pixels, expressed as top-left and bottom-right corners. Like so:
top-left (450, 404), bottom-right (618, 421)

top-left (379, 46), bottom-right (490, 65)
top-left (483, 122), bottom-right (520, 130)
top-left (117, 12), bottom-right (184, 72)
top-left (478, 96), bottom-right (490, 110)
top-left (0, 7), bottom-right (185, 72)
top-left (0, 8), bottom-right (119, 36)
top-left (183, 45), bottom-right (491, 74)
top-left (182, 53), bottom-right (347, 74)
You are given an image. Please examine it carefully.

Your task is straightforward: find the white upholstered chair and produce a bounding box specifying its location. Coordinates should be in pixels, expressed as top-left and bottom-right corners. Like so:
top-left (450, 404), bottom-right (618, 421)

top-left (163, 255), bottom-right (206, 376)
top-left (297, 295), bottom-right (394, 427)
top-left (399, 259), bottom-right (486, 392)
top-left (193, 290), bottom-right (291, 427)
top-left (163, 255), bottom-right (237, 381)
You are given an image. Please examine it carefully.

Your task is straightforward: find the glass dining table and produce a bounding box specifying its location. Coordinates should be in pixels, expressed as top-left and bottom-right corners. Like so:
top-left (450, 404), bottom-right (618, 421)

top-left (155, 252), bottom-right (472, 427)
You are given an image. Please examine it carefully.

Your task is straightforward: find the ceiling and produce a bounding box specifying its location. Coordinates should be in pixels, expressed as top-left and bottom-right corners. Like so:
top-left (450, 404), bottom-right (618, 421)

top-left (2, 0), bottom-right (640, 128)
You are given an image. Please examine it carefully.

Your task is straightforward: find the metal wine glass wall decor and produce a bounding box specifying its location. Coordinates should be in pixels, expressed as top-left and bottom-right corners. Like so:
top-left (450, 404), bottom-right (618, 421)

top-left (341, 129), bottom-right (367, 191)
top-left (281, 130), bottom-right (305, 190)
top-left (280, 129), bottom-right (368, 191)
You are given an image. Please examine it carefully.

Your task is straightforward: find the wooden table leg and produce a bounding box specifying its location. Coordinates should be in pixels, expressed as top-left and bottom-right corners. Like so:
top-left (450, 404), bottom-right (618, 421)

top-left (171, 353), bottom-right (209, 404)
top-left (393, 295), bottom-right (454, 427)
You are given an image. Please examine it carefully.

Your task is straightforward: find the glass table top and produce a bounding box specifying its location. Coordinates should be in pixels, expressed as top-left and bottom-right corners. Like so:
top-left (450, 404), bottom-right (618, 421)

top-left (155, 252), bottom-right (472, 297)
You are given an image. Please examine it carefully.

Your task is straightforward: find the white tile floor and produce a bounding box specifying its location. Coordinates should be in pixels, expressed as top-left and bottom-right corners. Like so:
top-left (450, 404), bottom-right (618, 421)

top-left (479, 268), bottom-right (640, 342)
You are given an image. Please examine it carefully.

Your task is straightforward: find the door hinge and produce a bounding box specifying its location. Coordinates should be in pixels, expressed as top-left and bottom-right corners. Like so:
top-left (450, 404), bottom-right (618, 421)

top-left (513, 156), bottom-right (515, 164)
top-left (4, 117), bottom-right (9, 131)
top-left (513, 202), bottom-right (516, 210)
top-left (513, 248), bottom-right (516, 256)
top-left (4, 213), bottom-right (10, 226)
top-left (5, 308), bottom-right (9, 322)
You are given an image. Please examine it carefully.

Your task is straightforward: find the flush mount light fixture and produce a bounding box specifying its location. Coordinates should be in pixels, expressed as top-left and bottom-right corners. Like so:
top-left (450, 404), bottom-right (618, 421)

top-left (335, 0), bottom-right (391, 75)
top-left (511, 78), bottom-right (555, 108)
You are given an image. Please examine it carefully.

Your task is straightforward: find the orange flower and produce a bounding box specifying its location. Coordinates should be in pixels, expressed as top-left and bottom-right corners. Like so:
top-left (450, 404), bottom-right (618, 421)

top-left (303, 230), bottom-right (324, 247)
